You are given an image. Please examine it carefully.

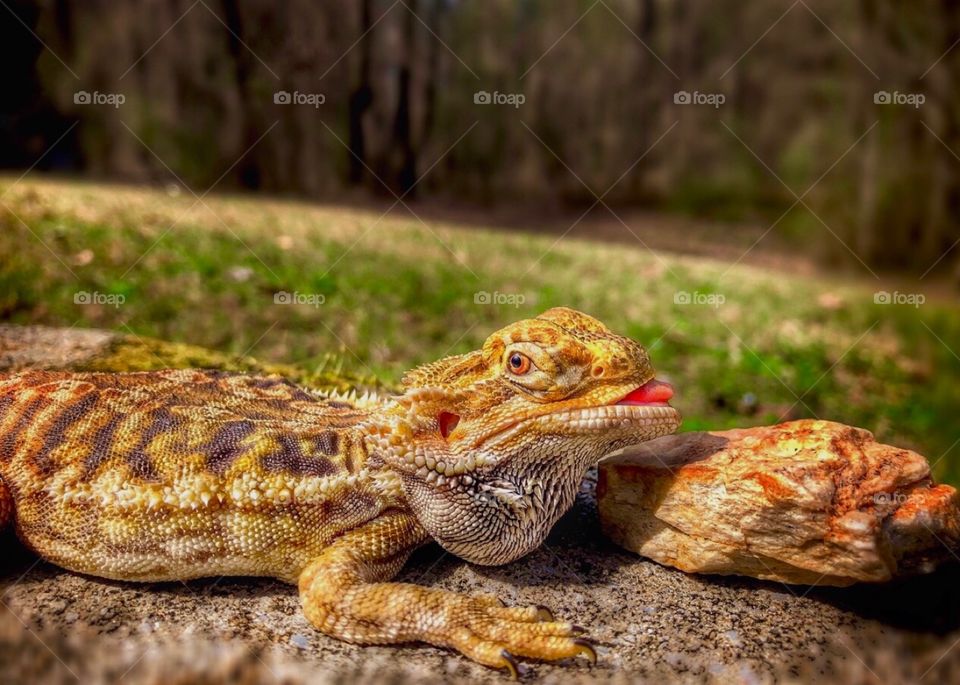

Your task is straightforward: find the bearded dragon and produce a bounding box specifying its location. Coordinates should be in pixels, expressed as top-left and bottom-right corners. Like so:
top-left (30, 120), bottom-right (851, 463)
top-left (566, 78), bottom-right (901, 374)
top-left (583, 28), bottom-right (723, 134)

top-left (0, 308), bottom-right (680, 677)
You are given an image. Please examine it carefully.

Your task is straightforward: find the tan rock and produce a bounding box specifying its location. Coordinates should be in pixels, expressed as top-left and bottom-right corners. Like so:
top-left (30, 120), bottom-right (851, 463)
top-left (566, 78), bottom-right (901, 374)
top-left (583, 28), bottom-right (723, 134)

top-left (598, 420), bottom-right (960, 586)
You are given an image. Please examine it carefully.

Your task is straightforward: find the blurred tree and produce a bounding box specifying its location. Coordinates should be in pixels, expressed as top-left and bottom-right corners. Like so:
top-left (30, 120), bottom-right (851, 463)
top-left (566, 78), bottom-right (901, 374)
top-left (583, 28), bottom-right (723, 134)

top-left (8, 0), bottom-right (960, 275)
top-left (348, 0), bottom-right (374, 186)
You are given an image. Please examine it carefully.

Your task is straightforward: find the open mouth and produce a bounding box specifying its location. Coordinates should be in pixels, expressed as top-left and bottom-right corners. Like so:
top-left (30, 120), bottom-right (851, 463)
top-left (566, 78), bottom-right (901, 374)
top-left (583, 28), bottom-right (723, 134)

top-left (551, 377), bottom-right (680, 427)
top-left (546, 379), bottom-right (680, 437)
top-left (478, 378), bottom-right (680, 448)
top-left (615, 379), bottom-right (675, 407)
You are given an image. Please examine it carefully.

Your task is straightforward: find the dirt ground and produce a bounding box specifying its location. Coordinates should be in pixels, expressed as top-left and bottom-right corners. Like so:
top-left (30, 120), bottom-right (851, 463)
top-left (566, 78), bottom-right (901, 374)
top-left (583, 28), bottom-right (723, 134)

top-left (3, 472), bottom-right (959, 685)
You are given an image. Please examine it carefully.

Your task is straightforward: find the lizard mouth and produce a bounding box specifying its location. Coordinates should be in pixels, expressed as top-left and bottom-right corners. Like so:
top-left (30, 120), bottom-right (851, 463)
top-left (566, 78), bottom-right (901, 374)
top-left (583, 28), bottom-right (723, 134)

top-left (615, 379), bottom-right (675, 406)
top-left (542, 378), bottom-right (679, 432)
top-left (478, 378), bottom-right (680, 449)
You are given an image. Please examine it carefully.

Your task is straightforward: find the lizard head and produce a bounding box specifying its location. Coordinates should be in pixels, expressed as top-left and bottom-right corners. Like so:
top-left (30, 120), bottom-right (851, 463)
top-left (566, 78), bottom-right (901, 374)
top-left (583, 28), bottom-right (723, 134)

top-left (367, 307), bottom-right (680, 565)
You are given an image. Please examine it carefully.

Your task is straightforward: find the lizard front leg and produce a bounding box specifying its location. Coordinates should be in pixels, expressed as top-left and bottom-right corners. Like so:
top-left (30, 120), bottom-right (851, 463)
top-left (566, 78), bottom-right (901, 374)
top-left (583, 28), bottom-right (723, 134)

top-left (298, 510), bottom-right (595, 677)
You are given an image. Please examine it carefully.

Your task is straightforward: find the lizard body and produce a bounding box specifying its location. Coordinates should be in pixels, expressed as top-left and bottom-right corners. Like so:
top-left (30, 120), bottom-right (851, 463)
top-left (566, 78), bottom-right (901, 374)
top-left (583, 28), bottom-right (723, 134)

top-left (0, 308), bottom-right (680, 675)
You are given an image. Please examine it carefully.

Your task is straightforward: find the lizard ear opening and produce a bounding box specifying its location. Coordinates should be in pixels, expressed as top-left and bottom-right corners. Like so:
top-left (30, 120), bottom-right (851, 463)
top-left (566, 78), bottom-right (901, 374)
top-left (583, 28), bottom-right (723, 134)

top-left (438, 411), bottom-right (460, 439)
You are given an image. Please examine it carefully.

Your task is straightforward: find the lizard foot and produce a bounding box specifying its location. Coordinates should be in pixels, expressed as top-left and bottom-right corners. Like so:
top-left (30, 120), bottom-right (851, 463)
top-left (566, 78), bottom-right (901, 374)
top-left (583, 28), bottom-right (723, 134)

top-left (297, 515), bottom-right (596, 676)
top-left (441, 596), bottom-right (596, 678)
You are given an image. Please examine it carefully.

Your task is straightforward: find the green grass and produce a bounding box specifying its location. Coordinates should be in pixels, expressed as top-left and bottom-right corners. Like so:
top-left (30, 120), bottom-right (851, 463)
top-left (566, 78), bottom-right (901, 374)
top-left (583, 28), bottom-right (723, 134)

top-left (2, 176), bottom-right (959, 484)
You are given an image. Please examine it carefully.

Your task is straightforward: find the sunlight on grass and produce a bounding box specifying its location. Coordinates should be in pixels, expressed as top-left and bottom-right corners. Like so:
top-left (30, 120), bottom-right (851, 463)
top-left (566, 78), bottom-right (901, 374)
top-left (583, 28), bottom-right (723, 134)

top-left (2, 176), bottom-right (958, 484)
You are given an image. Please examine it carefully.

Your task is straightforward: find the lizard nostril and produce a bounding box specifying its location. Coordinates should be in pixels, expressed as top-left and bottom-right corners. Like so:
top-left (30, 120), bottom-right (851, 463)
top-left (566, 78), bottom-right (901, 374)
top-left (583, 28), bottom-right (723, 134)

top-left (592, 365), bottom-right (605, 378)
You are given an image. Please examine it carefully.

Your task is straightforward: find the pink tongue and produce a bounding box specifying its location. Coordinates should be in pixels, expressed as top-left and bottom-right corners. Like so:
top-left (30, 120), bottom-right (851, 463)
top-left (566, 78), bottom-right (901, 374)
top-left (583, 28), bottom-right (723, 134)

top-left (617, 379), bottom-right (674, 405)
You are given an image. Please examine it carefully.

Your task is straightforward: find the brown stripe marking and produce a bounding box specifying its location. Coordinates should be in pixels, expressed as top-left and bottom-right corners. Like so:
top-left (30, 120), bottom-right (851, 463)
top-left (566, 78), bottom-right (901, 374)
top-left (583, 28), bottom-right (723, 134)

top-left (81, 413), bottom-right (125, 478)
top-left (0, 395), bottom-right (51, 462)
top-left (34, 391), bottom-right (100, 476)
top-left (203, 420), bottom-right (256, 475)
top-left (0, 393), bottom-right (14, 418)
top-left (124, 407), bottom-right (181, 481)
top-left (246, 376), bottom-right (316, 402)
top-left (262, 435), bottom-right (338, 477)
top-left (313, 430), bottom-right (339, 456)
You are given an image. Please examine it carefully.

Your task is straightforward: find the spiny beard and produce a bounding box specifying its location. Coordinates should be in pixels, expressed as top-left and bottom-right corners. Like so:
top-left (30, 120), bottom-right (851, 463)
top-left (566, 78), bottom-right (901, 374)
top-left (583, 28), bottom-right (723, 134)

top-left (400, 446), bottom-right (593, 565)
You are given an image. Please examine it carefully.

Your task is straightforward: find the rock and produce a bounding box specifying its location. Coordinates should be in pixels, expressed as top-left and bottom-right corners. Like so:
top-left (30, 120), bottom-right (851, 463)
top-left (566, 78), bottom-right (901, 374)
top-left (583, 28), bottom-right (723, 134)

top-left (598, 420), bottom-right (960, 586)
top-left (0, 324), bottom-right (116, 371)
top-left (0, 324), bottom-right (379, 393)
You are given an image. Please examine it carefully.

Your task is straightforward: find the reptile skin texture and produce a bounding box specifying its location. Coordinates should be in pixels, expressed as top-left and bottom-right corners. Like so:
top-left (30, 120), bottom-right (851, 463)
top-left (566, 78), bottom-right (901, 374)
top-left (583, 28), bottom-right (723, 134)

top-left (0, 308), bottom-right (680, 676)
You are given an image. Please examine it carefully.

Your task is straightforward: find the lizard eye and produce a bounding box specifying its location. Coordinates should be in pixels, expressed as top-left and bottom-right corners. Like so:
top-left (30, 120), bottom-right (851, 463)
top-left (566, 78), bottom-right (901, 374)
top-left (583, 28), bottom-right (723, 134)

top-left (507, 352), bottom-right (532, 375)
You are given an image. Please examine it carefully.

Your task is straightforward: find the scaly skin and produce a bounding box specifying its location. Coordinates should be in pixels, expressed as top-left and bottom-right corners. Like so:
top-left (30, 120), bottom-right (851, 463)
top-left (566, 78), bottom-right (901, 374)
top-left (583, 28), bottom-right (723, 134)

top-left (0, 308), bottom-right (680, 676)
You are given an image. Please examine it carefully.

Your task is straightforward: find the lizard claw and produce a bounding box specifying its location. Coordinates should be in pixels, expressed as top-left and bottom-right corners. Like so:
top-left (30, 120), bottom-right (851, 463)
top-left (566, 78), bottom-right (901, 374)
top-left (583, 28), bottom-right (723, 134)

top-left (442, 597), bottom-right (596, 674)
top-left (572, 637), bottom-right (597, 665)
top-left (500, 649), bottom-right (520, 680)
top-left (535, 605), bottom-right (555, 621)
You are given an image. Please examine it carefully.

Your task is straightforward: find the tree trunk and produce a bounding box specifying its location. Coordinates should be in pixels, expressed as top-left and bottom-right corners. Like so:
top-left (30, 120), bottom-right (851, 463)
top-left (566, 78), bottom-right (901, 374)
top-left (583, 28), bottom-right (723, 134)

top-left (390, 0), bottom-right (418, 195)
top-left (220, 0), bottom-right (259, 190)
top-left (348, 0), bottom-right (374, 186)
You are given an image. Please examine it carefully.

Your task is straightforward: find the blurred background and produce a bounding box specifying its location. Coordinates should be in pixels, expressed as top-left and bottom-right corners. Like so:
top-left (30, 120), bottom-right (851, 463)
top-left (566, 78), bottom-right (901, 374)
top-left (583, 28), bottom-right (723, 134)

top-left (1, 0), bottom-right (958, 481)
